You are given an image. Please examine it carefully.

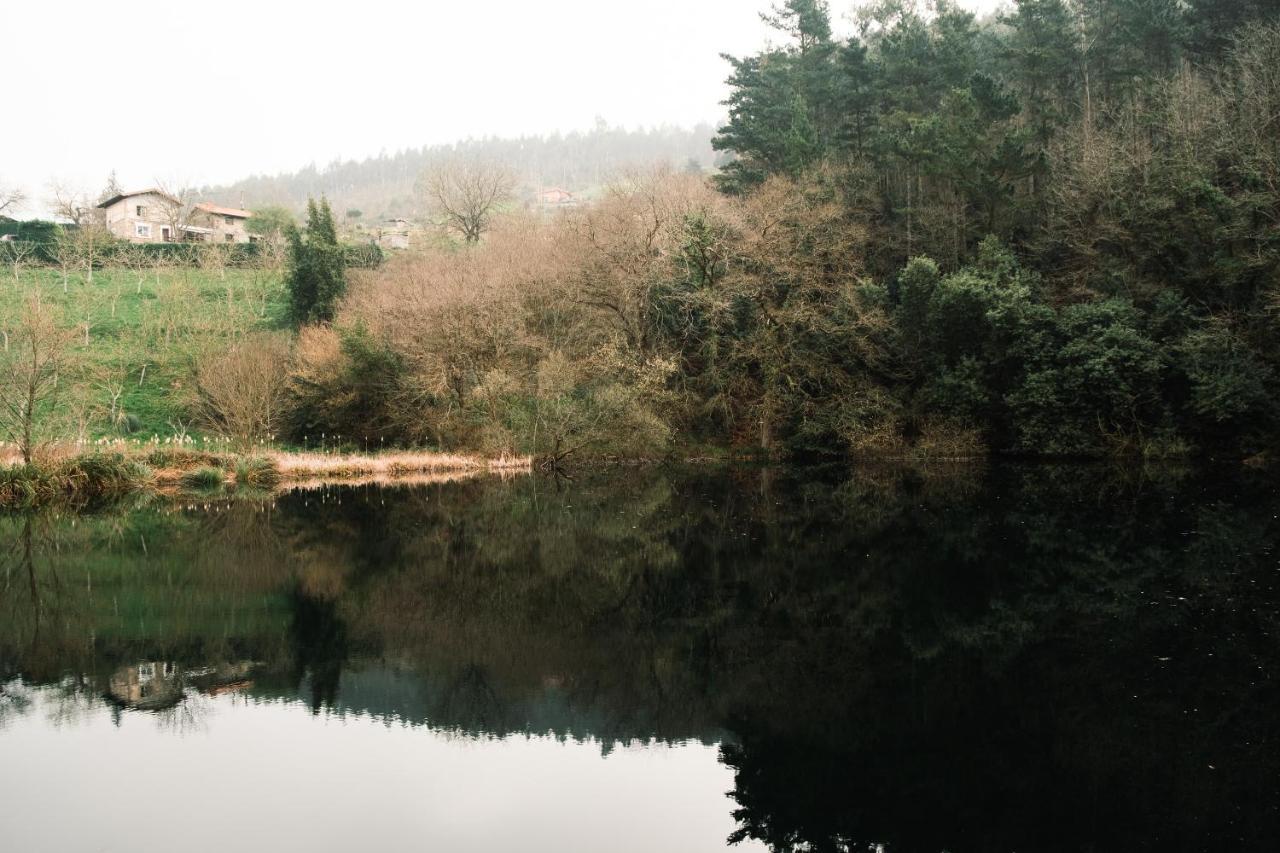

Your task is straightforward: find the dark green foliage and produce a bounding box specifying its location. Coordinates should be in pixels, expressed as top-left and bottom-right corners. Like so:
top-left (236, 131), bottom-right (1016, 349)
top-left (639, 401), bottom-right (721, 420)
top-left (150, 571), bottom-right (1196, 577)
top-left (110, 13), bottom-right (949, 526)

top-left (287, 325), bottom-right (406, 445)
top-left (343, 241), bottom-right (384, 269)
top-left (714, 1), bottom-right (840, 192)
top-left (287, 197), bottom-right (347, 325)
top-left (1176, 326), bottom-right (1273, 430)
top-left (704, 3), bottom-right (1280, 458)
top-left (0, 219), bottom-right (59, 245)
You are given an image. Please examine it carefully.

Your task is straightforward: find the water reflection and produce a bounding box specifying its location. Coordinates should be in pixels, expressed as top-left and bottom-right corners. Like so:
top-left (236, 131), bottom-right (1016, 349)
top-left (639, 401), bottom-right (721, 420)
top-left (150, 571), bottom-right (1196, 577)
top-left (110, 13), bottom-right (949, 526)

top-left (1, 463), bottom-right (1278, 851)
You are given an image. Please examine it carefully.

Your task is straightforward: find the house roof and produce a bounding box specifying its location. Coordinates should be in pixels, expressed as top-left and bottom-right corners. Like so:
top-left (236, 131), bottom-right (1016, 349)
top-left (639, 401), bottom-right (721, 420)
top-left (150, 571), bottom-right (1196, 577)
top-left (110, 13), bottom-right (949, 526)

top-left (194, 202), bottom-right (252, 219)
top-left (97, 188), bottom-right (178, 209)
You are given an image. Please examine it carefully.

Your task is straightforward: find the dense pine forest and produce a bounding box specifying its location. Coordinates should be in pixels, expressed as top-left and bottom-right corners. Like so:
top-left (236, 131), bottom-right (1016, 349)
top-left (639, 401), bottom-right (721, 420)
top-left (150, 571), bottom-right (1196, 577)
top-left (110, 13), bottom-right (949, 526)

top-left (696, 0), bottom-right (1280, 457)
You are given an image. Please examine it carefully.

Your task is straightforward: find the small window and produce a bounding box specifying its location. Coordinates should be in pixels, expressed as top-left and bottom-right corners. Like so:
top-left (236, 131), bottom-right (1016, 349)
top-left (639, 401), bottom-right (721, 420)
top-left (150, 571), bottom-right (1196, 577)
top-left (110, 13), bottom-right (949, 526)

top-left (135, 223), bottom-right (151, 238)
top-left (136, 205), bottom-right (147, 217)
top-left (225, 234), bottom-right (234, 243)
top-left (224, 216), bottom-right (234, 226)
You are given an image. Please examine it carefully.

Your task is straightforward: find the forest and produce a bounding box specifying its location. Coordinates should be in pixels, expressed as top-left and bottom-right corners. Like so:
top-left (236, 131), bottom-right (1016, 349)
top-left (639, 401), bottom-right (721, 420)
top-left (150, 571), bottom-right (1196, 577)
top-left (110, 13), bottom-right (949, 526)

top-left (281, 0), bottom-right (1280, 460)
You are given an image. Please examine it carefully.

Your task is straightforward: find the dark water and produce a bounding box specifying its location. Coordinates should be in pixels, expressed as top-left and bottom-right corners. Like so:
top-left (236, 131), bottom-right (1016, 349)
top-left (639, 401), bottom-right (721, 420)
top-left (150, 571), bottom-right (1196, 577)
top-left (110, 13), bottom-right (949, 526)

top-left (1, 463), bottom-right (1278, 852)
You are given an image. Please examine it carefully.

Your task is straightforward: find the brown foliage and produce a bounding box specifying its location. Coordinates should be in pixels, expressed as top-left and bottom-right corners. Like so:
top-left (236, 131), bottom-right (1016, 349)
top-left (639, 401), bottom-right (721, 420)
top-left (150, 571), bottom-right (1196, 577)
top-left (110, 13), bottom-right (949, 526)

top-left (192, 333), bottom-right (291, 446)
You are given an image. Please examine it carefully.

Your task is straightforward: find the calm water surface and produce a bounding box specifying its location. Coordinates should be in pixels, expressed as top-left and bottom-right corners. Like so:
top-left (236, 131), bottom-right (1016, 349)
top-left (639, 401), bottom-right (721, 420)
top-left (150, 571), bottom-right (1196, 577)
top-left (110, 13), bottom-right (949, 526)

top-left (1, 464), bottom-right (1277, 852)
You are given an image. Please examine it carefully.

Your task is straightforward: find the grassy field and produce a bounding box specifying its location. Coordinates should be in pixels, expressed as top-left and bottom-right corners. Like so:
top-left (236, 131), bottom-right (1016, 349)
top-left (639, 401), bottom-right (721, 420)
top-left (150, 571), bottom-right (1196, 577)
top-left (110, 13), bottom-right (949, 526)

top-left (1, 264), bottom-right (287, 439)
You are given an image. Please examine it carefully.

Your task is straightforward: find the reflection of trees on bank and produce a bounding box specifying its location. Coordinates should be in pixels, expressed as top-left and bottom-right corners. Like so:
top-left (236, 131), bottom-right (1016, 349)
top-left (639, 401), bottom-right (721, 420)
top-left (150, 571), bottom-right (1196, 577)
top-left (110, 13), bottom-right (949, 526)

top-left (2, 464), bottom-right (1278, 848)
top-left (715, 464), bottom-right (1280, 852)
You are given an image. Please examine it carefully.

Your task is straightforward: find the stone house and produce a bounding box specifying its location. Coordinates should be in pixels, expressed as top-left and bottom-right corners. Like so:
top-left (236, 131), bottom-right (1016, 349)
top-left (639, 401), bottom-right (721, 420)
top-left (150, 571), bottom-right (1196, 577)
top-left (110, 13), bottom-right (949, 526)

top-left (99, 189), bottom-right (179, 243)
top-left (190, 202), bottom-right (253, 243)
top-left (98, 190), bottom-right (254, 243)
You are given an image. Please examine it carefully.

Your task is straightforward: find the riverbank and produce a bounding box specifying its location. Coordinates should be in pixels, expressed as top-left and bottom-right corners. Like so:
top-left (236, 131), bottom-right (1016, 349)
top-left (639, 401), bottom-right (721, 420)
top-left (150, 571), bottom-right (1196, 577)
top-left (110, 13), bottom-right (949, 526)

top-left (0, 447), bottom-right (532, 508)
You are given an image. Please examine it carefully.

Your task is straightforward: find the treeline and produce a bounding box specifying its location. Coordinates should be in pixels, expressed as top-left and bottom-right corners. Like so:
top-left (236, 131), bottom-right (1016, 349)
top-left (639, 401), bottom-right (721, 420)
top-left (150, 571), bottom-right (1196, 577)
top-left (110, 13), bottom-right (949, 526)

top-left (702, 0), bottom-right (1280, 456)
top-left (191, 1), bottom-right (1280, 459)
top-left (201, 123), bottom-right (720, 220)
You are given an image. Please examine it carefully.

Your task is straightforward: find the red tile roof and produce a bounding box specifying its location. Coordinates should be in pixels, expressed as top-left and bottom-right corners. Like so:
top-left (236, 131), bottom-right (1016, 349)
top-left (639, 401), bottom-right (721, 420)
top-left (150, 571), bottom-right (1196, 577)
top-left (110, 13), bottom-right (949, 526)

top-left (194, 202), bottom-right (252, 219)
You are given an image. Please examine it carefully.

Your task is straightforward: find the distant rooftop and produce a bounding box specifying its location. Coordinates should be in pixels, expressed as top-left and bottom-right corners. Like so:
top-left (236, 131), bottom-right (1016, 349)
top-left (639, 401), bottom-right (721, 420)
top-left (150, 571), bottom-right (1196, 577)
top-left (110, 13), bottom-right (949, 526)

top-left (97, 188), bottom-right (179, 209)
top-left (195, 202), bottom-right (252, 219)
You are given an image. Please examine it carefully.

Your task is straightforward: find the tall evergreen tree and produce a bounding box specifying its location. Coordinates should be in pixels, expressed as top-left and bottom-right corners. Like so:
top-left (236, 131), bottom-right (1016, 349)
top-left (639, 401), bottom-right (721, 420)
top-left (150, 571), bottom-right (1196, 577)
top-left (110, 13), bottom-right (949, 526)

top-left (714, 0), bottom-right (839, 192)
top-left (1002, 0), bottom-right (1080, 194)
top-left (288, 197), bottom-right (346, 326)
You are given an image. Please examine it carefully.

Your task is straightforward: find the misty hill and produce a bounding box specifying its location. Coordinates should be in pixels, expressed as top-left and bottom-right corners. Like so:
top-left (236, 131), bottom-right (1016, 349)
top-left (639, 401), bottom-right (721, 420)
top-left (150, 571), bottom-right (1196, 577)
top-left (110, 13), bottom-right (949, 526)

top-left (200, 122), bottom-right (721, 220)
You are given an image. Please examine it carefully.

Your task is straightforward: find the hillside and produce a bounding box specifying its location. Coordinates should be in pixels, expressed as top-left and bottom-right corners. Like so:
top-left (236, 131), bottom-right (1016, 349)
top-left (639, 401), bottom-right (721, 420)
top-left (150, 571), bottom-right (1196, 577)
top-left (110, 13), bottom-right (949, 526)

top-left (200, 123), bottom-right (720, 219)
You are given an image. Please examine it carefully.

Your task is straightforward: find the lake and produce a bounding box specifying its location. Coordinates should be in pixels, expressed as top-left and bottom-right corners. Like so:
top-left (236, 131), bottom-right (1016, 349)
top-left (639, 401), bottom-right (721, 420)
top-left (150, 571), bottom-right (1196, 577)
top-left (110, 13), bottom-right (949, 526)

top-left (1, 463), bottom-right (1277, 852)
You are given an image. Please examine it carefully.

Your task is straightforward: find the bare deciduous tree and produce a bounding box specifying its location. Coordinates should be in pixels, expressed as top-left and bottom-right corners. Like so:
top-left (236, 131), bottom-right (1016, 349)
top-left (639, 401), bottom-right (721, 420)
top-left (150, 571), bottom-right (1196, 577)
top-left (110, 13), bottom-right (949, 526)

top-left (0, 296), bottom-right (75, 464)
top-left (193, 333), bottom-right (292, 445)
top-left (47, 231), bottom-right (78, 292)
top-left (120, 245), bottom-right (152, 294)
top-left (4, 241), bottom-right (38, 284)
top-left (0, 181), bottom-right (25, 216)
top-left (71, 223), bottom-right (112, 285)
top-left (46, 181), bottom-right (98, 227)
top-left (417, 158), bottom-right (515, 244)
top-left (152, 182), bottom-right (199, 244)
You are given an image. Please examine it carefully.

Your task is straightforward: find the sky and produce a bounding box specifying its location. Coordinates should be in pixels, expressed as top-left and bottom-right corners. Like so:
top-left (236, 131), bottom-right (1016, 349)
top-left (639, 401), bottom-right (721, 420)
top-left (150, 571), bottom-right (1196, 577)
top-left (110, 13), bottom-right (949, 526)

top-left (2, 0), bottom-right (1003, 215)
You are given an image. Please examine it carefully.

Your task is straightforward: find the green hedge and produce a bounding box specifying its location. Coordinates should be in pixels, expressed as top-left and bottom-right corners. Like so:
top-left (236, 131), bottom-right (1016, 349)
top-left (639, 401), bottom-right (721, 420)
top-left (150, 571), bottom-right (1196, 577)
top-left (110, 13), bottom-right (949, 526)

top-left (2, 222), bottom-right (381, 271)
top-left (0, 219), bottom-right (60, 244)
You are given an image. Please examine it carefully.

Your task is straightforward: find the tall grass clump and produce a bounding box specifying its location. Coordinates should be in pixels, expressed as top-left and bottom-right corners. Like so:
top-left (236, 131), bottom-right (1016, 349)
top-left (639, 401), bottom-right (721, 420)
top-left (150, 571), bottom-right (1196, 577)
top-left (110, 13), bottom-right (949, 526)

top-left (0, 453), bottom-right (153, 508)
top-left (180, 466), bottom-right (225, 490)
top-left (144, 447), bottom-right (229, 470)
top-left (234, 456), bottom-right (281, 488)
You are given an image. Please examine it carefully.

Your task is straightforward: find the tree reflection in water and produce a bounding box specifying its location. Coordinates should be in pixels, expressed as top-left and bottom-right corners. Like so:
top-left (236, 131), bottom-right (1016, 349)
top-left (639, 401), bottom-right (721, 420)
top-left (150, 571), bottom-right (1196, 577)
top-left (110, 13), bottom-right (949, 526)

top-left (1, 462), bottom-right (1277, 851)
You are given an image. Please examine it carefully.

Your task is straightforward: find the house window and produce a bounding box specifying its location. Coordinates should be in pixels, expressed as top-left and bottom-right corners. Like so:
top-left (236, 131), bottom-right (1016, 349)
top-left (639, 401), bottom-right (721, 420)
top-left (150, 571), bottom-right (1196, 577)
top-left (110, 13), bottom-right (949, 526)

top-left (162, 227), bottom-right (171, 242)
top-left (135, 223), bottom-right (151, 239)
top-left (224, 217), bottom-right (234, 226)
top-left (225, 234), bottom-right (234, 243)
top-left (136, 205), bottom-right (147, 217)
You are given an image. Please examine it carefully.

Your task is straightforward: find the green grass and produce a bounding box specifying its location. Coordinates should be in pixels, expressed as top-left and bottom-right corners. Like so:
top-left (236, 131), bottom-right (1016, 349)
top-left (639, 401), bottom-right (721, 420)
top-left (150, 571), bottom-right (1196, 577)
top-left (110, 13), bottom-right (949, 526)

top-left (180, 466), bottom-right (225, 490)
top-left (1, 265), bottom-right (288, 439)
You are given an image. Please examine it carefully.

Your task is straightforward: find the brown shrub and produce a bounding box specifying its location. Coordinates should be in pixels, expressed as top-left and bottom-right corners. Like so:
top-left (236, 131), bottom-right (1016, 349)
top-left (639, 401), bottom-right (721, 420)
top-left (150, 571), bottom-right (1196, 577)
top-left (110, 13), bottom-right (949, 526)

top-left (192, 333), bottom-right (292, 446)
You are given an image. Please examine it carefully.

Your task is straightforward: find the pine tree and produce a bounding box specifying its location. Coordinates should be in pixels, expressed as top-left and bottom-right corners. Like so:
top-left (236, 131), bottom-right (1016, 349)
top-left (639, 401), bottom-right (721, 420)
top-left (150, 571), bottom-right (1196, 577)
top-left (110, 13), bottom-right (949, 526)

top-left (1002, 0), bottom-right (1080, 193)
top-left (288, 196), bottom-right (346, 325)
top-left (714, 0), bottom-right (839, 192)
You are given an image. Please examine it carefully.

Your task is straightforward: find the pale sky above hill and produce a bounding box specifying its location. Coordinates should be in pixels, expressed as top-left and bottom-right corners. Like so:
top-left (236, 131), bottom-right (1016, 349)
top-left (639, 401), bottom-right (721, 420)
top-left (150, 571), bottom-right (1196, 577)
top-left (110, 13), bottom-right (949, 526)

top-left (2, 0), bottom-right (1004, 215)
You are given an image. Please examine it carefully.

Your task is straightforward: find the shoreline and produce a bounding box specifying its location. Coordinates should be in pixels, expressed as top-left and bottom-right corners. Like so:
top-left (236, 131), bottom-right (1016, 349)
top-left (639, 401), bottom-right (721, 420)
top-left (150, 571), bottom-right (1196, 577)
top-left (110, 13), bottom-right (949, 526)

top-left (1, 442), bottom-right (1267, 511)
top-left (0, 448), bottom-right (533, 509)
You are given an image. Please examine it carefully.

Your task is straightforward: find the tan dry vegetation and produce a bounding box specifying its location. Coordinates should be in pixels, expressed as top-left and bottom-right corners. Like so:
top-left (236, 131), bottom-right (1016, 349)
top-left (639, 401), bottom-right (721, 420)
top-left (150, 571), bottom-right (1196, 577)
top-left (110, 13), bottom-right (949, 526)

top-left (304, 168), bottom-right (727, 457)
top-left (269, 449), bottom-right (531, 481)
top-left (192, 333), bottom-right (292, 446)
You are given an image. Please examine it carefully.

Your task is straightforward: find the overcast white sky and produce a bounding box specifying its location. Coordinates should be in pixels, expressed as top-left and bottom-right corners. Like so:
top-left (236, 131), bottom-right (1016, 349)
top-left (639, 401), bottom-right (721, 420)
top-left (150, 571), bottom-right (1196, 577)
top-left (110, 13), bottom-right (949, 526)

top-left (2, 0), bottom-right (1003, 214)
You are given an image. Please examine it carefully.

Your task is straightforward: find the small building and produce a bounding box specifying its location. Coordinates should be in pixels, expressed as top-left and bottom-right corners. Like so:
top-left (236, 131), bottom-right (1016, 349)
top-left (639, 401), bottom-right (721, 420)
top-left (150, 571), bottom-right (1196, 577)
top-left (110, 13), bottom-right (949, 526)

top-left (538, 187), bottom-right (576, 206)
top-left (375, 217), bottom-right (412, 250)
top-left (191, 202), bottom-right (253, 243)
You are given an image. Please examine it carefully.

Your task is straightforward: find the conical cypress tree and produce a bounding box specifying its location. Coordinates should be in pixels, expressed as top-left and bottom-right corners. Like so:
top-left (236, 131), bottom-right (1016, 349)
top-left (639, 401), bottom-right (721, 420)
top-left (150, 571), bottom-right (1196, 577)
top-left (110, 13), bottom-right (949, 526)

top-left (288, 196), bottom-right (347, 325)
